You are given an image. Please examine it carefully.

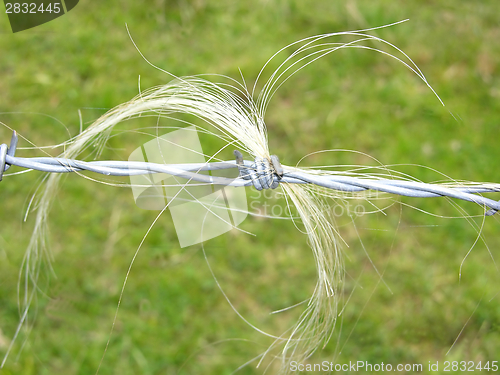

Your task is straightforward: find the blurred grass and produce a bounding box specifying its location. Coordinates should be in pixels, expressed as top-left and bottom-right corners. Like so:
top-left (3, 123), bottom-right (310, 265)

top-left (1, 1), bottom-right (500, 374)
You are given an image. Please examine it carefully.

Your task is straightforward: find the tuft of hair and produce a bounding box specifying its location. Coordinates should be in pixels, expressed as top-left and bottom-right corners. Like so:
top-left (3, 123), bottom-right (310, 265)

top-left (5, 21), bottom-right (450, 373)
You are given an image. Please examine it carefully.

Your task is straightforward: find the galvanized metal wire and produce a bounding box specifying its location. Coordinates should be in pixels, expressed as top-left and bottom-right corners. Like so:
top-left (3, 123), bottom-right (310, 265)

top-left (2, 131), bottom-right (500, 214)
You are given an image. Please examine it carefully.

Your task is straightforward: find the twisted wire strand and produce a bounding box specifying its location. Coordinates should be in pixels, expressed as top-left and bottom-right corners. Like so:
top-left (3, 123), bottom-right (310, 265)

top-left (2, 131), bottom-right (499, 214)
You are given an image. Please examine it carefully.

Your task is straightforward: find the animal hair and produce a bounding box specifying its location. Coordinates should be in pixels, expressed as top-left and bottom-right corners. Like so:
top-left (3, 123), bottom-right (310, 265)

top-left (4, 21), bottom-right (483, 373)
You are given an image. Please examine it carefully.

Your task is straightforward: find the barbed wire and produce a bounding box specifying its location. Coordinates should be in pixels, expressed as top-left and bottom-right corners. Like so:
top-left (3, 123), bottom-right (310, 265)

top-left (2, 131), bottom-right (499, 215)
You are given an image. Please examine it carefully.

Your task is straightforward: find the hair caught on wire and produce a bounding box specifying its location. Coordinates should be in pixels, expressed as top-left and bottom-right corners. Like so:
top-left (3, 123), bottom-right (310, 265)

top-left (3, 20), bottom-right (499, 374)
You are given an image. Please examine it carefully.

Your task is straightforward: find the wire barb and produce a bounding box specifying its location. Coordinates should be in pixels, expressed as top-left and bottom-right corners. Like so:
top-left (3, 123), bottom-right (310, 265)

top-left (234, 150), bottom-right (281, 190)
top-left (0, 131), bottom-right (18, 181)
top-left (485, 204), bottom-right (499, 216)
top-left (0, 144), bottom-right (7, 181)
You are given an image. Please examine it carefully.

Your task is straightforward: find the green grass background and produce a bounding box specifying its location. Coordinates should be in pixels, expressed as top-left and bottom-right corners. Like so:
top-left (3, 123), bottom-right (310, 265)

top-left (1, 1), bottom-right (500, 374)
